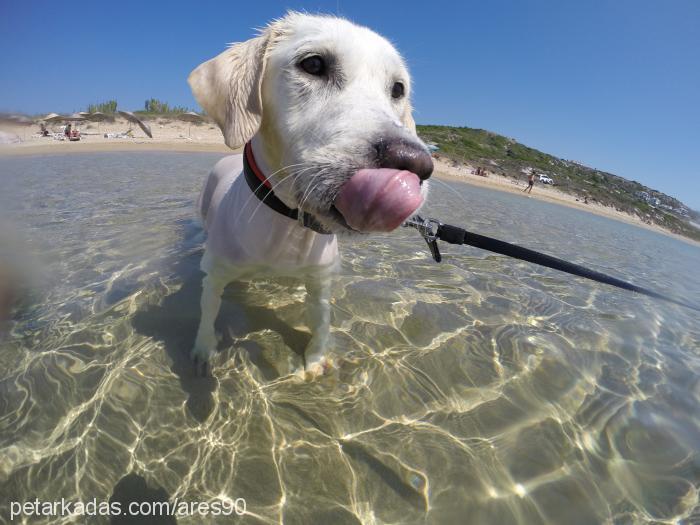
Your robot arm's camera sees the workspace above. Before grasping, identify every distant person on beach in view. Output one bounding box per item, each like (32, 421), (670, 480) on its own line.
(524, 172), (535, 194)
(64, 123), (71, 138)
(39, 123), (49, 136)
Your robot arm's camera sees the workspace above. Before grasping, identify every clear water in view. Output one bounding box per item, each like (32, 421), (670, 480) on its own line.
(0, 153), (698, 524)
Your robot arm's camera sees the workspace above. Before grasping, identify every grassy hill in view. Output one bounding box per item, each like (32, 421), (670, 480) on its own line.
(417, 125), (700, 242)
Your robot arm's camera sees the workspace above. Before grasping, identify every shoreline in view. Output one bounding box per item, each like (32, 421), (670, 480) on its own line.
(0, 139), (233, 156)
(431, 159), (700, 247)
(1, 135), (698, 247)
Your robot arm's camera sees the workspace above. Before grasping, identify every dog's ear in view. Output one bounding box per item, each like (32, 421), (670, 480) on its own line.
(402, 104), (417, 134)
(188, 34), (269, 149)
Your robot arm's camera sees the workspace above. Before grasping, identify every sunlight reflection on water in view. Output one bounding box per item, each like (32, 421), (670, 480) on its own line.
(1, 153), (699, 524)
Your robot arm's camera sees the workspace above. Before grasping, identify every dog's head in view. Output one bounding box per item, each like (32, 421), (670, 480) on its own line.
(189, 12), (432, 234)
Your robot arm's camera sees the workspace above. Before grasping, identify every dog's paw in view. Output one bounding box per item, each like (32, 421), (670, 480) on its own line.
(302, 354), (334, 381)
(191, 354), (210, 377)
(301, 334), (333, 379)
(190, 336), (216, 377)
(191, 340), (215, 361)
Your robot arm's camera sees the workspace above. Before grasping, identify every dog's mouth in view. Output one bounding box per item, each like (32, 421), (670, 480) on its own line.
(292, 164), (425, 235)
(331, 168), (423, 232)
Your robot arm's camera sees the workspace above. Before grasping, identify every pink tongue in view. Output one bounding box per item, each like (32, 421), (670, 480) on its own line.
(334, 168), (423, 232)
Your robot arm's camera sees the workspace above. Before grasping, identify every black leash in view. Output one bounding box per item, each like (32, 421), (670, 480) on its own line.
(404, 216), (700, 312)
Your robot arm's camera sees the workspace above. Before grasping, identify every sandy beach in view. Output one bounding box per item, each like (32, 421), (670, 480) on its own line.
(429, 158), (691, 241)
(1, 117), (696, 246)
(0, 117), (232, 155)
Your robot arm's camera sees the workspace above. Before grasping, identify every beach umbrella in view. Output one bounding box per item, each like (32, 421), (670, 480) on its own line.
(42, 113), (65, 123)
(64, 113), (86, 122)
(86, 111), (108, 121)
(40, 113), (69, 134)
(117, 110), (152, 138)
(177, 111), (204, 138)
(86, 111), (109, 131)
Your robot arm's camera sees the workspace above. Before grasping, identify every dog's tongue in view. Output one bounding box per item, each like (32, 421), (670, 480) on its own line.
(334, 168), (423, 232)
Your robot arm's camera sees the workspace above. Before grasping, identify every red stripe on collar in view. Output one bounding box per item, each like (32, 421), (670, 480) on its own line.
(244, 142), (271, 189)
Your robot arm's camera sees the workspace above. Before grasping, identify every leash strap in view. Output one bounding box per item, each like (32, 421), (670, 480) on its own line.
(405, 216), (699, 312)
(242, 143), (330, 234)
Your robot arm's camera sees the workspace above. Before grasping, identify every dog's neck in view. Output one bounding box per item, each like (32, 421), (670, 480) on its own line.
(249, 135), (274, 181)
(249, 134), (296, 209)
(245, 135), (333, 236)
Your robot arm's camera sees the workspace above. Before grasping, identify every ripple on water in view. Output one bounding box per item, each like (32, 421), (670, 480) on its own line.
(1, 153), (699, 524)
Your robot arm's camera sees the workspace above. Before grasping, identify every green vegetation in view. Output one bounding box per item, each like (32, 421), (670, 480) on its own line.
(138, 98), (196, 117)
(84, 98), (203, 120)
(418, 125), (700, 242)
(86, 100), (117, 114)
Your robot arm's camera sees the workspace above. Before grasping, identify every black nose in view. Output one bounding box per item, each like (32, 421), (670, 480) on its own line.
(374, 138), (434, 180)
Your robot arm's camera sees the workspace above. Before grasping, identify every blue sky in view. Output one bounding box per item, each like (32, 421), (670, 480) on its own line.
(2, 0), (699, 209)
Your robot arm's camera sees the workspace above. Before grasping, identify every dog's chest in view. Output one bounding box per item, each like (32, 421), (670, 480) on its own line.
(204, 170), (339, 268)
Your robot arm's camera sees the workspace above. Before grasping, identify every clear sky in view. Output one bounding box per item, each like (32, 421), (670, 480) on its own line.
(2, 0), (699, 209)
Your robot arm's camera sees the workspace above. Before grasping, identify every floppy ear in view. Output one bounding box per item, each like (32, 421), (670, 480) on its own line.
(402, 106), (417, 135)
(188, 34), (269, 149)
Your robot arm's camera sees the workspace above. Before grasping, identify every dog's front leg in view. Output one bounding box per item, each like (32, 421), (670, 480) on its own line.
(304, 272), (332, 376)
(191, 267), (229, 373)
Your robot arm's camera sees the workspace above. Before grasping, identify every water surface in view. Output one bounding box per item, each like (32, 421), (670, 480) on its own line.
(1, 153), (699, 524)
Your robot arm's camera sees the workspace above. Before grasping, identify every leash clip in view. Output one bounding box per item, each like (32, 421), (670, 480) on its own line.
(404, 215), (442, 262)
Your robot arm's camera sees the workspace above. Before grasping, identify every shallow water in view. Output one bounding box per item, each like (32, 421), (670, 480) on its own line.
(0, 152), (699, 524)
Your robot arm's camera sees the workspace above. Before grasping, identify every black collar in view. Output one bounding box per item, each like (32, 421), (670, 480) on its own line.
(242, 142), (330, 234)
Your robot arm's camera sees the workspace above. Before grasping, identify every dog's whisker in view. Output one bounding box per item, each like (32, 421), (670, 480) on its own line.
(246, 166), (319, 224)
(237, 162), (307, 208)
(297, 171), (327, 212)
(235, 162), (311, 224)
(270, 162), (334, 207)
(245, 161), (337, 226)
(295, 179), (326, 225)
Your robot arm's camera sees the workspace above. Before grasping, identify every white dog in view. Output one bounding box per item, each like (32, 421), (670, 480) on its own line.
(188, 12), (433, 377)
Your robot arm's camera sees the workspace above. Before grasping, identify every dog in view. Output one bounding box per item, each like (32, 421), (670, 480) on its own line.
(188, 12), (433, 377)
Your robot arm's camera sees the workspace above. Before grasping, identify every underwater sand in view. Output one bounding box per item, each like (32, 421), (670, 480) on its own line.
(1, 153), (699, 524)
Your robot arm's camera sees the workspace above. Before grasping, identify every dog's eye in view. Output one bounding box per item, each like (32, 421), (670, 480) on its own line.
(299, 55), (326, 76)
(391, 82), (405, 99)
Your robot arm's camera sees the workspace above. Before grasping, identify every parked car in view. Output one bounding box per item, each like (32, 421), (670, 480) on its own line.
(539, 174), (554, 185)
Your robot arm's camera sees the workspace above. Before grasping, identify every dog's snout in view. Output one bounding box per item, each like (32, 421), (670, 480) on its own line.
(374, 139), (434, 180)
